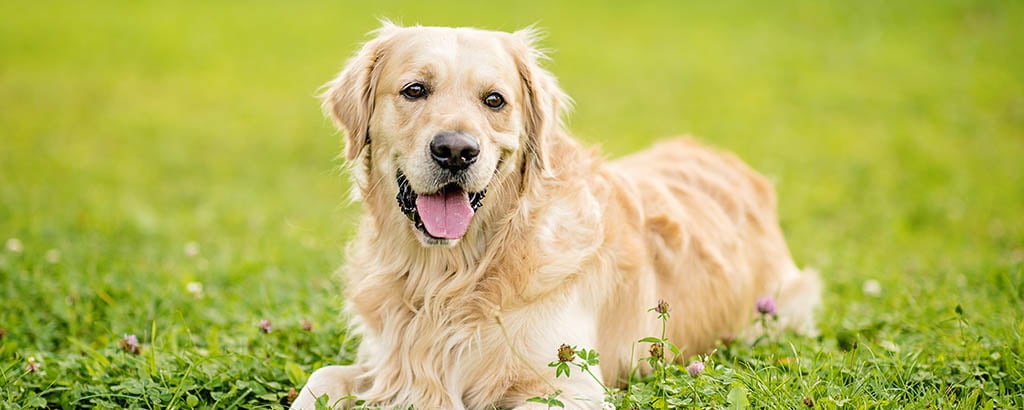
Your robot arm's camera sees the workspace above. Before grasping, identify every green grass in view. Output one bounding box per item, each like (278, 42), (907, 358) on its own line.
(2, 0), (1022, 408)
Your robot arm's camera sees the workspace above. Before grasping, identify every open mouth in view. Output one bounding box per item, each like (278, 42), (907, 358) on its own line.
(396, 172), (485, 241)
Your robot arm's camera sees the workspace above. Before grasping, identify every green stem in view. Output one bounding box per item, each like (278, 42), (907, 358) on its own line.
(751, 314), (768, 347)
(659, 315), (667, 401)
(576, 363), (613, 396)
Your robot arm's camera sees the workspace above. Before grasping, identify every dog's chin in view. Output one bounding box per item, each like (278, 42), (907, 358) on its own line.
(396, 172), (486, 247)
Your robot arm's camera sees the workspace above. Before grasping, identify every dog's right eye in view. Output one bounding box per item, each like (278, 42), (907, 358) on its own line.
(401, 83), (428, 100)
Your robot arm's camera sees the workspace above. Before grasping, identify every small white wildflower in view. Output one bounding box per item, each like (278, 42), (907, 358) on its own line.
(6, 238), (23, 253)
(184, 241), (200, 257)
(186, 282), (204, 298)
(601, 402), (615, 410)
(879, 340), (900, 353)
(45, 249), (61, 264)
(861, 279), (882, 297)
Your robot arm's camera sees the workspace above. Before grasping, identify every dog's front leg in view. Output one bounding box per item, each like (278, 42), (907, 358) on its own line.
(290, 365), (365, 410)
(507, 373), (607, 410)
(503, 343), (608, 409)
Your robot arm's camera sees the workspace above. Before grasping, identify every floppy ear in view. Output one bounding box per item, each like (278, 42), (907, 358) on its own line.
(509, 27), (572, 176)
(321, 22), (400, 161)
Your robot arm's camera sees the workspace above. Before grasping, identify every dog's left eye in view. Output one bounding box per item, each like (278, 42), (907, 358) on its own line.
(483, 92), (505, 109)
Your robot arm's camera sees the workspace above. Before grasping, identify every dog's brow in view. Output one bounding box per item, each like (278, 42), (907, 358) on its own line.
(394, 64), (436, 87)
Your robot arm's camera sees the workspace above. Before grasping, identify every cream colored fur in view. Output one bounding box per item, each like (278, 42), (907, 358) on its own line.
(292, 22), (822, 410)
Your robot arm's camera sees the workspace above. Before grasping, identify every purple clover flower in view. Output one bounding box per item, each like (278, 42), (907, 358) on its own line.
(25, 356), (41, 373)
(259, 319), (272, 334)
(687, 361), (704, 377)
(756, 296), (777, 316)
(120, 334), (140, 355)
(654, 299), (671, 315)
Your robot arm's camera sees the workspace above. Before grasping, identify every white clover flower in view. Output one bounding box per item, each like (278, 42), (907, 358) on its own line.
(6, 238), (23, 253)
(186, 281), (204, 298)
(45, 249), (61, 264)
(862, 279), (882, 297)
(184, 241), (200, 257)
(879, 340), (899, 353)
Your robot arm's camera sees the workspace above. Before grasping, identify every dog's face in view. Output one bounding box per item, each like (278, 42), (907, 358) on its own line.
(322, 23), (568, 247)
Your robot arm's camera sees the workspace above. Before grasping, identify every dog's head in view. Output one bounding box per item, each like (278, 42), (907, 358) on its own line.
(322, 23), (569, 247)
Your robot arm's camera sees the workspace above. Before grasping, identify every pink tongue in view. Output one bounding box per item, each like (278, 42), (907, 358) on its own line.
(415, 188), (474, 239)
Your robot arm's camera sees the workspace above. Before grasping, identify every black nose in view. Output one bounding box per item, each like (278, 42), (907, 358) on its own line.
(429, 132), (480, 171)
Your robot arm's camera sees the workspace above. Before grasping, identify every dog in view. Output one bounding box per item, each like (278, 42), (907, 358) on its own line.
(292, 22), (822, 409)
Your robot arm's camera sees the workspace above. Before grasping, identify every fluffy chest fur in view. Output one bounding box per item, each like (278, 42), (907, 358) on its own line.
(342, 162), (607, 409)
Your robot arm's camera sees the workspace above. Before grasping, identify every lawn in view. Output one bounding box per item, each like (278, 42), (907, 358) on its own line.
(2, 0), (1022, 408)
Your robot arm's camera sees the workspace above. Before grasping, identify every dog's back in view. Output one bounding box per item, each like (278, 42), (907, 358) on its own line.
(594, 137), (821, 383)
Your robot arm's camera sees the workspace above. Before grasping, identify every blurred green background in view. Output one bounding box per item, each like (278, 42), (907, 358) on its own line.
(2, 0), (1022, 408)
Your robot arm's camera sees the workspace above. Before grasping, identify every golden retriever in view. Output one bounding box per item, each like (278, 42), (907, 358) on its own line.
(292, 22), (822, 410)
